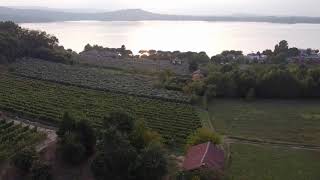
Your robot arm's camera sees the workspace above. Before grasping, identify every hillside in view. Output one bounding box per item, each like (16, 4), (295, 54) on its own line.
(2, 6), (320, 24)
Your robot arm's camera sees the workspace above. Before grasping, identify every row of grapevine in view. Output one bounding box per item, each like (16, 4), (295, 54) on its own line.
(0, 74), (201, 146)
(11, 59), (190, 103)
(0, 120), (46, 161)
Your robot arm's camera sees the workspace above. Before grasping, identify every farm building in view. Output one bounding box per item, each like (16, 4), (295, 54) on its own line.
(183, 142), (225, 172)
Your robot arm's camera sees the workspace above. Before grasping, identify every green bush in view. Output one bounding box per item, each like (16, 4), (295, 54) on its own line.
(186, 128), (222, 150)
(58, 133), (86, 165)
(11, 148), (37, 172)
(30, 161), (52, 180)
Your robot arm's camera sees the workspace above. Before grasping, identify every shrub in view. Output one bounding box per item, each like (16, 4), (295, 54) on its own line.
(30, 161), (52, 180)
(180, 169), (223, 180)
(58, 133), (86, 165)
(186, 128), (222, 150)
(11, 148), (37, 172)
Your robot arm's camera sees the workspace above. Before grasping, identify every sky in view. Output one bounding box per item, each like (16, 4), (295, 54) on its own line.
(1, 0), (320, 16)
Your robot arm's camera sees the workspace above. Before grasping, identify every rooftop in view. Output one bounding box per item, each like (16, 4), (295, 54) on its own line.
(182, 142), (225, 171)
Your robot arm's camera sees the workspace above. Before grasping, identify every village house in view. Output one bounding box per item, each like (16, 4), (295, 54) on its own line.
(81, 49), (120, 59)
(192, 70), (204, 81)
(289, 49), (320, 63)
(182, 142), (225, 173)
(246, 52), (267, 62)
(171, 57), (183, 65)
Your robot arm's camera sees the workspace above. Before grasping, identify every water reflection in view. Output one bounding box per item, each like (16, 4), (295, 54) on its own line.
(21, 21), (320, 56)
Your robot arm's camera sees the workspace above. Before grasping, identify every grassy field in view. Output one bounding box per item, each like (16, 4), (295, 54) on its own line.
(208, 99), (320, 145)
(227, 143), (320, 180)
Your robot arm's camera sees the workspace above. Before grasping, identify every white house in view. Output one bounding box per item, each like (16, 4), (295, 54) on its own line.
(247, 53), (267, 61)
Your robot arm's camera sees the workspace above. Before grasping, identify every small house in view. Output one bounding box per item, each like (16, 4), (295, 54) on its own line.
(192, 70), (204, 81)
(247, 53), (267, 61)
(182, 142), (225, 172)
(171, 57), (183, 65)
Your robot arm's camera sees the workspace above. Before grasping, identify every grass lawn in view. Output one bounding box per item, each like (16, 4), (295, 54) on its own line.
(227, 143), (320, 180)
(208, 99), (320, 145)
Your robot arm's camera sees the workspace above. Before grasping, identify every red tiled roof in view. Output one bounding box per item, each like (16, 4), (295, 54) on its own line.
(182, 142), (225, 171)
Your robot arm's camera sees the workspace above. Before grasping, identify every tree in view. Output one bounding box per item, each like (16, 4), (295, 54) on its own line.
(134, 143), (168, 180)
(56, 112), (75, 137)
(11, 148), (37, 172)
(274, 40), (289, 55)
(306, 48), (312, 56)
(0, 21), (72, 63)
(91, 111), (168, 180)
(75, 120), (96, 155)
(189, 60), (199, 72)
(183, 81), (205, 96)
(236, 71), (256, 97)
(288, 47), (300, 57)
(158, 69), (174, 86)
(186, 128), (222, 150)
(148, 49), (157, 56)
(130, 120), (163, 150)
(205, 84), (217, 100)
(30, 161), (52, 180)
(91, 129), (137, 180)
(262, 49), (273, 57)
(245, 88), (256, 101)
(211, 55), (224, 64)
(56, 113), (96, 164)
(180, 169), (223, 180)
(221, 50), (242, 57)
(197, 52), (210, 64)
(205, 71), (237, 97)
(103, 111), (135, 134)
(257, 68), (302, 98)
(84, 44), (92, 51)
(58, 133), (86, 165)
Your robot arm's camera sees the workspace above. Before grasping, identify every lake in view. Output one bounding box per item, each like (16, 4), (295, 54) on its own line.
(20, 21), (320, 56)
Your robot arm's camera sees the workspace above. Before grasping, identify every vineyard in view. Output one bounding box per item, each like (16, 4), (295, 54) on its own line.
(0, 74), (201, 145)
(79, 51), (190, 75)
(11, 59), (190, 103)
(0, 120), (45, 161)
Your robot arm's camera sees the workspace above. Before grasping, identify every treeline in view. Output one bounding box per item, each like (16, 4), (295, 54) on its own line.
(185, 64), (320, 99)
(83, 44), (133, 57)
(0, 21), (74, 64)
(211, 40), (319, 64)
(138, 50), (210, 72)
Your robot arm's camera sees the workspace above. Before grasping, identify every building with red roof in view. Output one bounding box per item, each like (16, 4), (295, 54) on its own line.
(182, 142), (225, 172)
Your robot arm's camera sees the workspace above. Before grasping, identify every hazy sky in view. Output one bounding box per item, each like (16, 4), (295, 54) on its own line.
(1, 0), (320, 16)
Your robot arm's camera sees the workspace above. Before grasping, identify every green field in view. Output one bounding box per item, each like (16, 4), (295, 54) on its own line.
(208, 99), (320, 145)
(0, 74), (201, 145)
(0, 120), (45, 161)
(227, 143), (320, 180)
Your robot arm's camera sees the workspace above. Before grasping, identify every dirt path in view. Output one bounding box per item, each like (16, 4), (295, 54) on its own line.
(226, 136), (320, 151)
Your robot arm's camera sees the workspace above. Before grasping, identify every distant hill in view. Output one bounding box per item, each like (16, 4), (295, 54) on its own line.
(1, 6), (320, 24)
